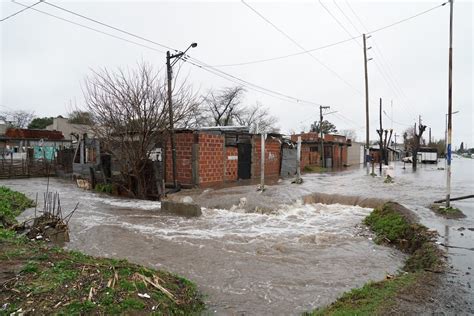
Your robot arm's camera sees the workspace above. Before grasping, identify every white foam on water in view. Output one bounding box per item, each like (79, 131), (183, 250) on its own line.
(83, 195), (161, 211)
(107, 202), (372, 245)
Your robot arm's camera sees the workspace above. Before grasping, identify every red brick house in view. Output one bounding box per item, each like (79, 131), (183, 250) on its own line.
(290, 132), (351, 169)
(164, 127), (282, 188)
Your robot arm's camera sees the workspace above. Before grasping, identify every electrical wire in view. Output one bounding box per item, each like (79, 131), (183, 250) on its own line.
(212, 1), (447, 68)
(242, 0), (364, 97)
(1, 1), (41, 22)
(344, 0), (418, 117)
(12, 1), (166, 54)
(14, 0), (333, 108)
(42, 0), (175, 52)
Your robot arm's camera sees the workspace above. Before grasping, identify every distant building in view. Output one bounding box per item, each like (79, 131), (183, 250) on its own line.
(46, 116), (92, 141)
(0, 127), (70, 160)
(290, 132), (351, 169)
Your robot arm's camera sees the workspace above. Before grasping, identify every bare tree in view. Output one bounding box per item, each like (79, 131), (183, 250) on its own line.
(204, 86), (245, 126)
(83, 63), (197, 198)
(0, 110), (35, 128)
(339, 129), (357, 141)
(235, 102), (279, 133)
(412, 122), (426, 171)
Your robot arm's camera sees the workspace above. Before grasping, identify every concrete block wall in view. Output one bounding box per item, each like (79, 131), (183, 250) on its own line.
(252, 136), (281, 179)
(197, 133), (225, 186)
(165, 132), (194, 186)
(224, 146), (238, 181)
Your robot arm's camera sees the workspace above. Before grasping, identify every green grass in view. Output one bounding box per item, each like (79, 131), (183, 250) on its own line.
(307, 202), (443, 315)
(430, 204), (465, 219)
(0, 187), (205, 315)
(94, 183), (113, 194)
(0, 186), (35, 228)
(307, 273), (419, 316)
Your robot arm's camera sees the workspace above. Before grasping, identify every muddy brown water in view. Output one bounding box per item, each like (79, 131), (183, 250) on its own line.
(2, 158), (473, 314)
(4, 183), (404, 314)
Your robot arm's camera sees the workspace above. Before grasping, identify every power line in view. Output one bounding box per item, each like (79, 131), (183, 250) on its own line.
(344, 0), (417, 117)
(1, 1), (41, 22)
(13, 1), (166, 54)
(211, 36), (358, 67)
(14, 0), (335, 108)
(242, 0), (364, 97)
(212, 1), (447, 68)
(42, 0), (175, 52)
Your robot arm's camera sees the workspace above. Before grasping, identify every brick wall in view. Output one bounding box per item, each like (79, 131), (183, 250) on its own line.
(165, 132), (194, 185)
(252, 136), (281, 179)
(224, 146), (238, 181)
(198, 133), (225, 186)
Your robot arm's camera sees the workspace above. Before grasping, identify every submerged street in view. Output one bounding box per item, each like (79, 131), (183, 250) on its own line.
(3, 158), (473, 314)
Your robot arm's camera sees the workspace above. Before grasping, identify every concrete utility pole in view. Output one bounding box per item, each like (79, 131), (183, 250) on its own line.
(363, 34), (371, 163)
(319, 105), (330, 168)
(377, 98), (383, 173)
(166, 43), (197, 189)
(446, 0), (454, 207)
(296, 136), (302, 181)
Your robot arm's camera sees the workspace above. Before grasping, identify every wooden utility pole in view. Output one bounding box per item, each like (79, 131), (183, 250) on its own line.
(363, 34), (370, 163)
(319, 105), (330, 168)
(446, 0), (454, 207)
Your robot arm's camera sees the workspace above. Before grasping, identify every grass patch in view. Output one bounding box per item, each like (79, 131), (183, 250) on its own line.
(304, 165), (327, 173)
(430, 204), (466, 219)
(307, 202), (443, 315)
(94, 183), (113, 194)
(0, 186), (35, 228)
(0, 187), (205, 315)
(307, 273), (419, 316)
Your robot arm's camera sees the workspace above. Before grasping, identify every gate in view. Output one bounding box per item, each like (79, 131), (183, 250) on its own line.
(237, 143), (252, 179)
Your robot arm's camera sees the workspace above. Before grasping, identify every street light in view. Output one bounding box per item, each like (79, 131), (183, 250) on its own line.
(166, 43), (198, 189)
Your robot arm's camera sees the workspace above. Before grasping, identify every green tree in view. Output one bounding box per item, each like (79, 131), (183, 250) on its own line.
(310, 120), (337, 134)
(68, 111), (94, 125)
(28, 117), (54, 129)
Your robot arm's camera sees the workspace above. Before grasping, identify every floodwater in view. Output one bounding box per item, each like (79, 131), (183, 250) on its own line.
(2, 157), (473, 314)
(3, 181), (403, 314)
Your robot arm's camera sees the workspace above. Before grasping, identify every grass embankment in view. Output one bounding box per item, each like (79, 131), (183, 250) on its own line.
(307, 202), (443, 315)
(430, 204), (466, 219)
(0, 186), (205, 315)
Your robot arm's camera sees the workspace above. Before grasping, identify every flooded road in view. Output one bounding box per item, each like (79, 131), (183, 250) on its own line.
(2, 157), (472, 314)
(2, 180), (403, 314)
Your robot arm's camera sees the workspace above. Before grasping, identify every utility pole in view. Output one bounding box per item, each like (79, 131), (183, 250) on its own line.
(166, 51), (178, 189)
(319, 105), (330, 168)
(446, 0), (454, 207)
(165, 43), (197, 189)
(363, 34), (371, 163)
(394, 133), (398, 159)
(429, 127), (432, 145)
(377, 98), (383, 173)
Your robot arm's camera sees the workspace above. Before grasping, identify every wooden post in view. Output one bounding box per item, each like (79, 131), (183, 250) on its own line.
(260, 133), (265, 191)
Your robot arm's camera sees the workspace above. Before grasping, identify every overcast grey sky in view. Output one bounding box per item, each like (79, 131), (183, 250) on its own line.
(1, 0), (472, 146)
